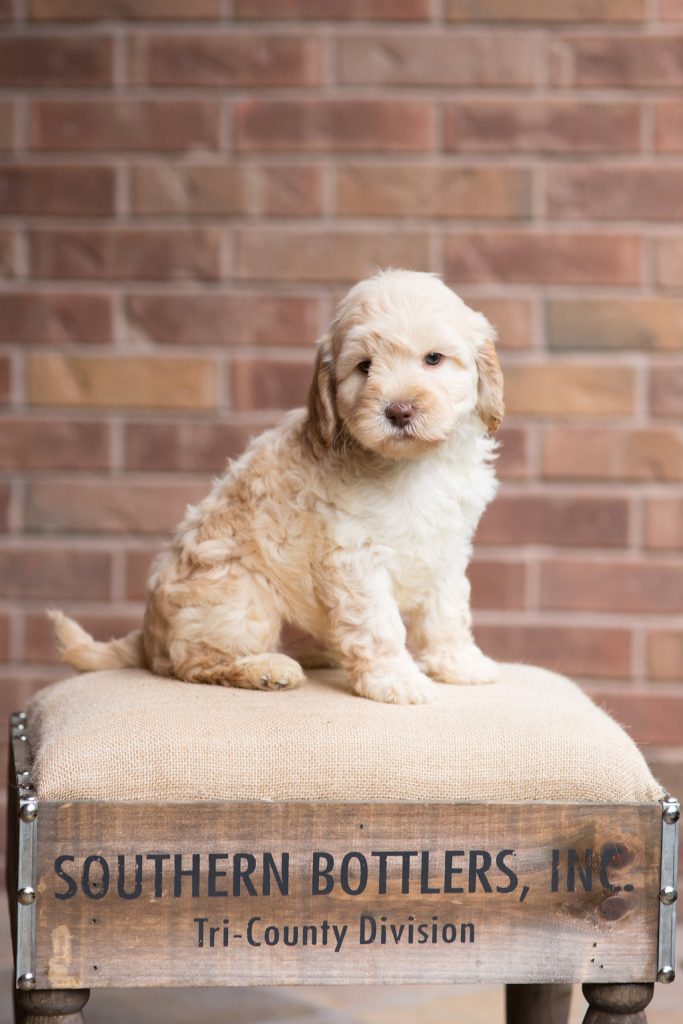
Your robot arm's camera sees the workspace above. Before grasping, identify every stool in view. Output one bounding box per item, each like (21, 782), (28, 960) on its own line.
(7, 663), (679, 1023)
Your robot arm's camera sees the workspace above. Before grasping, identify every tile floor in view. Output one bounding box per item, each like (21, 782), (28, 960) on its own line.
(1, 910), (680, 1023)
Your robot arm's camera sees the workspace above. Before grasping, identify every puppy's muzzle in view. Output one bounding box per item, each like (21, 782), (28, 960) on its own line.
(385, 401), (416, 428)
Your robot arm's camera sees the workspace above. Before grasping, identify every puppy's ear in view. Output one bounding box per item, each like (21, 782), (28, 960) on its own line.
(472, 313), (504, 435)
(305, 334), (337, 451)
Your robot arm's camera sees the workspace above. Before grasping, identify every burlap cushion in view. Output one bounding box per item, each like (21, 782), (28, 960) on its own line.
(26, 664), (662, 804)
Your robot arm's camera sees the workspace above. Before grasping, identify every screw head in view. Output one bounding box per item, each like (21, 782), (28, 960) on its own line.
(659, 885), (678, 905)
(17, 886), (35, 906)
(658, 965), (675, 984)
(19, 798), (37, 822)
(662, 796), (680, 824)
(17, 973), (35, 991)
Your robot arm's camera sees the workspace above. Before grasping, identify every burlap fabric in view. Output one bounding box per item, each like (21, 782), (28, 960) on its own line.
(26, 664), (662, 804)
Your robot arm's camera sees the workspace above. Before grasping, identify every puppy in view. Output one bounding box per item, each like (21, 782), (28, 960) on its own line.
(51, 269), (504, 704)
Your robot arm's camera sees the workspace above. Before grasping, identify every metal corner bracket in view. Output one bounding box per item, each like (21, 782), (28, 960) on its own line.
(657, 794), (679, 983)
(10, 711), (37, 992)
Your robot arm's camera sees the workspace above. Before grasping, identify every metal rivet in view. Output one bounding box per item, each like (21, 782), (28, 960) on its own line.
(16, 711), (27, 721)
(19, 798), (37, 822)
(18, 734), (28, 743)
(13, 722), (25, 733)
(662, 796), (680, 824)
(659, 885), (677, 905)
(658, 965), (675, 984)
(17, 886), (35, 906)
(17, 973), (35, 991)
(16, 769), (30, 781)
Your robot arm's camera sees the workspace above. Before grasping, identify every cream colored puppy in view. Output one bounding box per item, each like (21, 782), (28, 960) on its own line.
(52, 269), (504, 705)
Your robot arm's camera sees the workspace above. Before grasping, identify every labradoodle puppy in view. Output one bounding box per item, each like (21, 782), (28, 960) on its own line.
(51, 269), (504, 704)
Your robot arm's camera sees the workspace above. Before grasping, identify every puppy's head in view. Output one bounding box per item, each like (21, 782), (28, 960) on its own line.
(306, 269), (503, 460)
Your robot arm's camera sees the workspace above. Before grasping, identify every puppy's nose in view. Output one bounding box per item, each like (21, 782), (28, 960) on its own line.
(385, 401), (415, 427)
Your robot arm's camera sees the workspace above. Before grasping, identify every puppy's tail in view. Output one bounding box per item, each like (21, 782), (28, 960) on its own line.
(48, 610), (145, 672)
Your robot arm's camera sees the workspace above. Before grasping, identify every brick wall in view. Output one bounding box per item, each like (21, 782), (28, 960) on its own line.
(0, 0), (682, 806)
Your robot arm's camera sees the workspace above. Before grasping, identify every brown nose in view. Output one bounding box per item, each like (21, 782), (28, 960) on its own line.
(385, 401), (415, 427)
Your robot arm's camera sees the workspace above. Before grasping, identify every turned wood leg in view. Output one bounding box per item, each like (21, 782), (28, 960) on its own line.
(582, 983), (654, 1024)
(506, 983), (572, 1024)
(14, 988), (90, 1024)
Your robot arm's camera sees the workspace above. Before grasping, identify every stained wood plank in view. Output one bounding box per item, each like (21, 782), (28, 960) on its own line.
(34, 801), (660, 989)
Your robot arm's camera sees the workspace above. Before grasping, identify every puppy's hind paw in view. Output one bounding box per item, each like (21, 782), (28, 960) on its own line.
(230, 653), (304, 691)
(354, 667), (437, 705)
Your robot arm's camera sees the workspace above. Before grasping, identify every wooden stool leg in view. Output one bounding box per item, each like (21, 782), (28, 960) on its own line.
(582, 983), (654, 1024)
(506, 983), (572, 1024)
(15, 988), (90, 1024)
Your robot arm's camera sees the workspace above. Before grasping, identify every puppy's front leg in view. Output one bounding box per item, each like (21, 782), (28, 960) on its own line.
(318, 553), (437, 704)
(409, 571), (498, 686)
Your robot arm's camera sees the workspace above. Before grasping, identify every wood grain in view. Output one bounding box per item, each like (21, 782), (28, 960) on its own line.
(33, 801), (661, 989)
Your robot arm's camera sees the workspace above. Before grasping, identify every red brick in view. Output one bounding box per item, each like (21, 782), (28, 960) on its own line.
(125, 547), (157, 601)
(505, 364), (635, 417)
(0, 419), (109, 470)
(550, 35), (683, 87)
(238, 228), (430, 282)
(651, 365), (683, 417)
(28, 354), (218, 411)
(655, 101), (683, 152)
(26, 479), (208, 535)
(474, 625), (632, 680)
(448, 0), (644, 19)
(478, 495), (629, 548)
(647, 630), (683, 681)
(0, 165), (114, 216)
(125, 420), (276, 472)
(0, 292), (112, 345)
(495, 427), (529, 479)
(654, 239), (683, 288)
(235, 99), (434, 152)
(444, 232), (640, 285)
(0, 228), (17, 278)
(231, 357), (311, 411)
(29, 0), (220, 16)
(645, 499), (683, 550)
(547, 299), (683, 351)
(591, 693), (683, 746)
(659, 0), (683, 18)
(0, 548), (111, 599)
(0, 36), (112, 86)
(236, 0), (429, 16)
(0, 483), (9, 530)
(336, 165), (531, 218)
(338, 33), (538, 86)
(0, 615), (9, 663)
(30, 100), (220, 152)
(131, 163), (323, 217)
(25, 611), (142, 665)
(126, 293), (320, 346)
(0, 102), (13, 150)
(0, 357), (10, 404)
(548, 168), (683, 221)
(468, 559), (526, 609)
(445, 100), (640, 153)
(30, 228), (221, 282)
(541, 560), (683, 613)
(459, 296), (533, 350)
(542, 428), (683, 481)
(131, 33), (321, 86)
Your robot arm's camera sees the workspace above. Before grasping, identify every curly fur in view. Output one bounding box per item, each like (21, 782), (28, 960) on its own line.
(52, 269), (504, 704)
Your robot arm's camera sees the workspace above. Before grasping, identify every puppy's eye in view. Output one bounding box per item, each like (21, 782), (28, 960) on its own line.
(424, 352), (444, 366)
(357, 359), (372, 375)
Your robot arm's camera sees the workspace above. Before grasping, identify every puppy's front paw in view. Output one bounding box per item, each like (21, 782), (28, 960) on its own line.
(426, 645), (499, 686)
(230, 653), (304, 691)
(354, 666), (437, 705)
